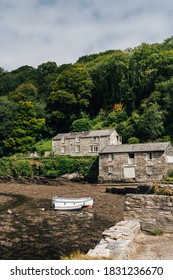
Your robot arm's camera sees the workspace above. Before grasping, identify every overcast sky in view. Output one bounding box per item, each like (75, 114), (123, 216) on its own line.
(1, 0), (173, 71)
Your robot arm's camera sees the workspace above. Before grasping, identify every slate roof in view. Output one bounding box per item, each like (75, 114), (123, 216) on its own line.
(53, 129), (117, 140)
(100, 142), (171, 154)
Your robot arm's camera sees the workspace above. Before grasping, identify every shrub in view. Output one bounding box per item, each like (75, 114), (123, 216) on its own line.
(13, 159), (33, 177)
(34, 139), (52, 156)
(0, 155), (99, 182)
(128, 137), (140, 144)
(0, 157), (13, 176)
(149, 183), (173, 196)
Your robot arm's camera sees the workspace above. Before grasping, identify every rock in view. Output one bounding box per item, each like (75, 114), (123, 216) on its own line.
(7, 209), (13, 214)
(60, 172), (84, 181)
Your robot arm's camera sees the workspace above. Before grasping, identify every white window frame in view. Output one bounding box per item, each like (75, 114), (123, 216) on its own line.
(108, 154), (114, 161)
(108, 166), (114, 174)
(61, 137), (65, 144)
(146, 166), (153, 175)
(75, 145), (80, 153)
(90, 145), (99, 152)
(61, 146), (66, 153)
(75, 136), (80, 143)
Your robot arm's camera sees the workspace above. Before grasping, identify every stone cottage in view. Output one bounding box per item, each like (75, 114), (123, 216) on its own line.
(52, 129), (122, 156)
(99, 142), (173, 182)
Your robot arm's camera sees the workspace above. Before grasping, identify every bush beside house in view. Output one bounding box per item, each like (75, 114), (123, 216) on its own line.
(0, 155), (99, 183)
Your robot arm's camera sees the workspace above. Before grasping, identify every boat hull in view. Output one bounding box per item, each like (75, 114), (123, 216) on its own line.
(52, 197), (94, 208)
(53, 203), (83, 211)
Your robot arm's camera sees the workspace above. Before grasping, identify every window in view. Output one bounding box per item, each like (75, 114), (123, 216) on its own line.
(146, 153), (152, 160)
(61, 146), (66, 153)
(146, 166), (153, 175)
(75, 136), (80, 143)
(108, 154), (114, 161)
(61, 137), (65, 144)
(108, 166), (114, 174)
(90, 145), (99, 152)
(75, 145), (80, 153)
(128, 153), (135, 164)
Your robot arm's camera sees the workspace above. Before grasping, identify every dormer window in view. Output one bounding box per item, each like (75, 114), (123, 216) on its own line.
(61, 137), (65, 144)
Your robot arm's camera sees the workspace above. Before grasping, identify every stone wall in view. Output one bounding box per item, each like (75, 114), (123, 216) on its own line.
(124, 194), (173, 233)
(87, 220), (140, 260)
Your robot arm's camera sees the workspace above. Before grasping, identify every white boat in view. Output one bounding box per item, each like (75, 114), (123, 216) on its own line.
(52, 196), (94, 209)
(53, 203), (83, 211)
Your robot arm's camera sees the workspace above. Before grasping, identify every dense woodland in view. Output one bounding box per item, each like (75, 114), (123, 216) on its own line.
(1, 36), (173, 157)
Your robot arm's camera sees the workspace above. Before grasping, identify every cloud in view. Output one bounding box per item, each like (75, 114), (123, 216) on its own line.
(0, 0), (173, 71)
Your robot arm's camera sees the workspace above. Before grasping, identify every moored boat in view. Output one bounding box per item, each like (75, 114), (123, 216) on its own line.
(53, 203), (83, 211)
(52, 196), (94, 209)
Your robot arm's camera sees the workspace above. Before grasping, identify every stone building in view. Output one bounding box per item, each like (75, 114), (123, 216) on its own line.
(99, 142), (173, 182)
(52, 129), (122, 156)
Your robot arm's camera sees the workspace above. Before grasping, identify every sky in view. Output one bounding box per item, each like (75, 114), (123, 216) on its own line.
(0, 0), (173, 71)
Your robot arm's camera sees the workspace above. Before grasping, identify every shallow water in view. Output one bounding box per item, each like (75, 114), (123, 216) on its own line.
(0, 196), (115, 260)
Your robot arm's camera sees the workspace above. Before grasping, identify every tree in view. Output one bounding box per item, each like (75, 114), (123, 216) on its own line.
(3, 101), (45, 154)
(71, 117), (92, 132)
(137, 103), (164, 141)
(0, 96), (19, 156)
(8, 82), (38, 102)
(47, 64), (93, 132)
(87, 51), (130, 114)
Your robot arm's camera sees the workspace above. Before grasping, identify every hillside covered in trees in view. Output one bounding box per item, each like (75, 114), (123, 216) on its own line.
(1, 36), (173, 157)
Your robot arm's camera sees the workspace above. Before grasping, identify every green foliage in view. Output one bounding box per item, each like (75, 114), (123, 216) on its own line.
(0, 157), (13, 176)
(0, 156), (98, 182)
(71, 117), (92, 131)
(8, 82), (38, 102)
(166, 169), (173, 178)
(128, 137), (140, 144)
(47, 64), (93, 132)
(1, 36), (173, 155)
(39, 156), (98, 181)
(0, 155), (98, 182)
(137, 103), (164, 141)
(34, 139), (52, 156)
(12, 159), (34, 177)
(3, 101), (45, 154)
